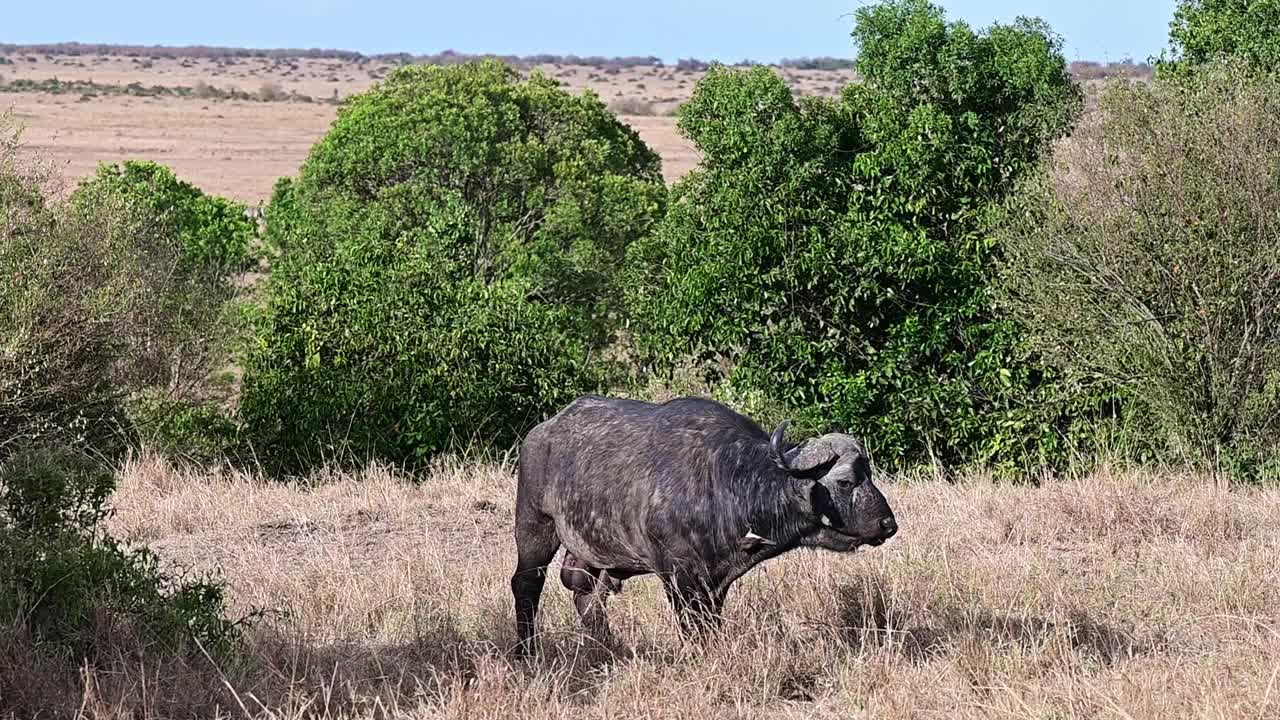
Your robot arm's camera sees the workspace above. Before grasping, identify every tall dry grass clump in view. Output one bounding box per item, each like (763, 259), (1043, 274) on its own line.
(4, 455), (1272, 718)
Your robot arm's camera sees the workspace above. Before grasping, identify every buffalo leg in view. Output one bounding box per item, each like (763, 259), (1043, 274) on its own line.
(511, 513), (560, 657)
(662, 576), (726, 641)
(560, 552), (619, 642)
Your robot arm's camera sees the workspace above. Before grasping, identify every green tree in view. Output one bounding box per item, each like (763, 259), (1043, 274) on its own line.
(59, 162), (256, 466)
(65, 160), (255, 404)
(3, 155), (245, 454)
(242, 61), (666, 472)
(1, 121), (236, 656)
(73, 160), (255, 273)
(626, 0), (1086, 473)
(996, 60), (1280, 478)
(1158, 0), (1280, 77)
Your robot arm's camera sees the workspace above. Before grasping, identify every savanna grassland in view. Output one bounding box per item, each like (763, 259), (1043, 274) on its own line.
(15, 455), (1270, 718)
(0, 47), (1146, 201)
(0, 50), (849, 199)
(10, 16), (1280, 720)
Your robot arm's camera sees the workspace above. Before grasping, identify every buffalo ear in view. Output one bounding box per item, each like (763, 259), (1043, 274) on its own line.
(789, 455), (838, 481)
(787, 436), (837, 478)
(769, 420), (792, 470)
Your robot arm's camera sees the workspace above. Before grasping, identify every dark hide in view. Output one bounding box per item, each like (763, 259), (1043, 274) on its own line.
(510, 395), (896, 655)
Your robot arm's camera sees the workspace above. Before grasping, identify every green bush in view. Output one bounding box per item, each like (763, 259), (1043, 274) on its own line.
(625, 0), (1087, 473)
(242, 60), (666, 472)
(60, 159), (253, 415)
(1157, 0), (1280, 78)
(73, 160), (256, 273)
(2, 147), (248, 458)
(1, 126), (237, 656)
(126, 391), (242, 467)
(995, 61), (1280, 478)
(0, 447), (237, 655)
(261, 175), (298, 259)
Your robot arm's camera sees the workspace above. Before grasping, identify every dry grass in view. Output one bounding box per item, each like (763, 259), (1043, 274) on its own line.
(4, 455), (1277, 718)
(3, 53), (837, 200)
(0, 51), (1153, 207)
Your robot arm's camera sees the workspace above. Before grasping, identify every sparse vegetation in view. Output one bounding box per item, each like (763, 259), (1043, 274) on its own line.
(609, 95), (656, 115)
(0, 42), (366, 62)
(191, 79), (218, 99)
(996, 59), (1280, 478)
(0, 75), (340, 103)
(778, 55), (857, 71)
(256, 81), (285, 101)
(1070, 58), (1153, 81)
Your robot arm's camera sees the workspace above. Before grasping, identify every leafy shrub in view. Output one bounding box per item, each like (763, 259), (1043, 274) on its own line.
(261, 175), (298, 258)
(73, 160), (255, 273)
(2, 151), (223, 454)
(996, 61), (1280, 478)
(0, 447), (237, 655)
(242, 60), (666, 472)
(62, 160), (254, 423)
(126, 391), (242, 467)
(0, 125), (237, 656)
(1158, 0), (1280, 77)
(625, 0), (1086, 473)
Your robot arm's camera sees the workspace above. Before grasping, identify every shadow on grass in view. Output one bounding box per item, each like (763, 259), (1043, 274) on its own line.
(4, 574), (1180, 718)
(834, 579), (1170, 667)
(0, 605), (637, 719)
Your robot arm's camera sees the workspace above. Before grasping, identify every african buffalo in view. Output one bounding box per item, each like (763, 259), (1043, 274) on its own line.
(510, 394), (897, 654)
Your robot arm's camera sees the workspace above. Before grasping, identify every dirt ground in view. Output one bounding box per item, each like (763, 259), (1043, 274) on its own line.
(1, 53), (850, 202)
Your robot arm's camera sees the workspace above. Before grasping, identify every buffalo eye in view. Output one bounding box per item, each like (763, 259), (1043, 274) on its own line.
(835, 478), (856, 491)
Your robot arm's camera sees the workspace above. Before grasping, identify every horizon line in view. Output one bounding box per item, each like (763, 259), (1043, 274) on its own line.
(0, 40), (1154, 68)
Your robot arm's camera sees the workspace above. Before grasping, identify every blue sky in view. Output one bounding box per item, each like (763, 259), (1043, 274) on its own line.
(9, 0), (1176, 64)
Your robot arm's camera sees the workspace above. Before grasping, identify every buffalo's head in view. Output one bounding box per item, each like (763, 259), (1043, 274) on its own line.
(770, 421), (897, 551)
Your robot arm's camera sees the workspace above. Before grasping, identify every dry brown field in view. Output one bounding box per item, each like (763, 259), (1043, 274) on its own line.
(7, 454), (1276, 718)
(0, 53), (851, 202)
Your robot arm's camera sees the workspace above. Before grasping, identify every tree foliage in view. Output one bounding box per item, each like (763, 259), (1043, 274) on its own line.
(625, 0), (1086, 472)
(54, 161), (257, 463)
(996, 60), (1280, 478)
(3, 149), (245, 456)
(73, 160), (255, 273)
(242, 61), (666, 472)
(0, 122), (236, 656)
(1158, 0), (1280, 77)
